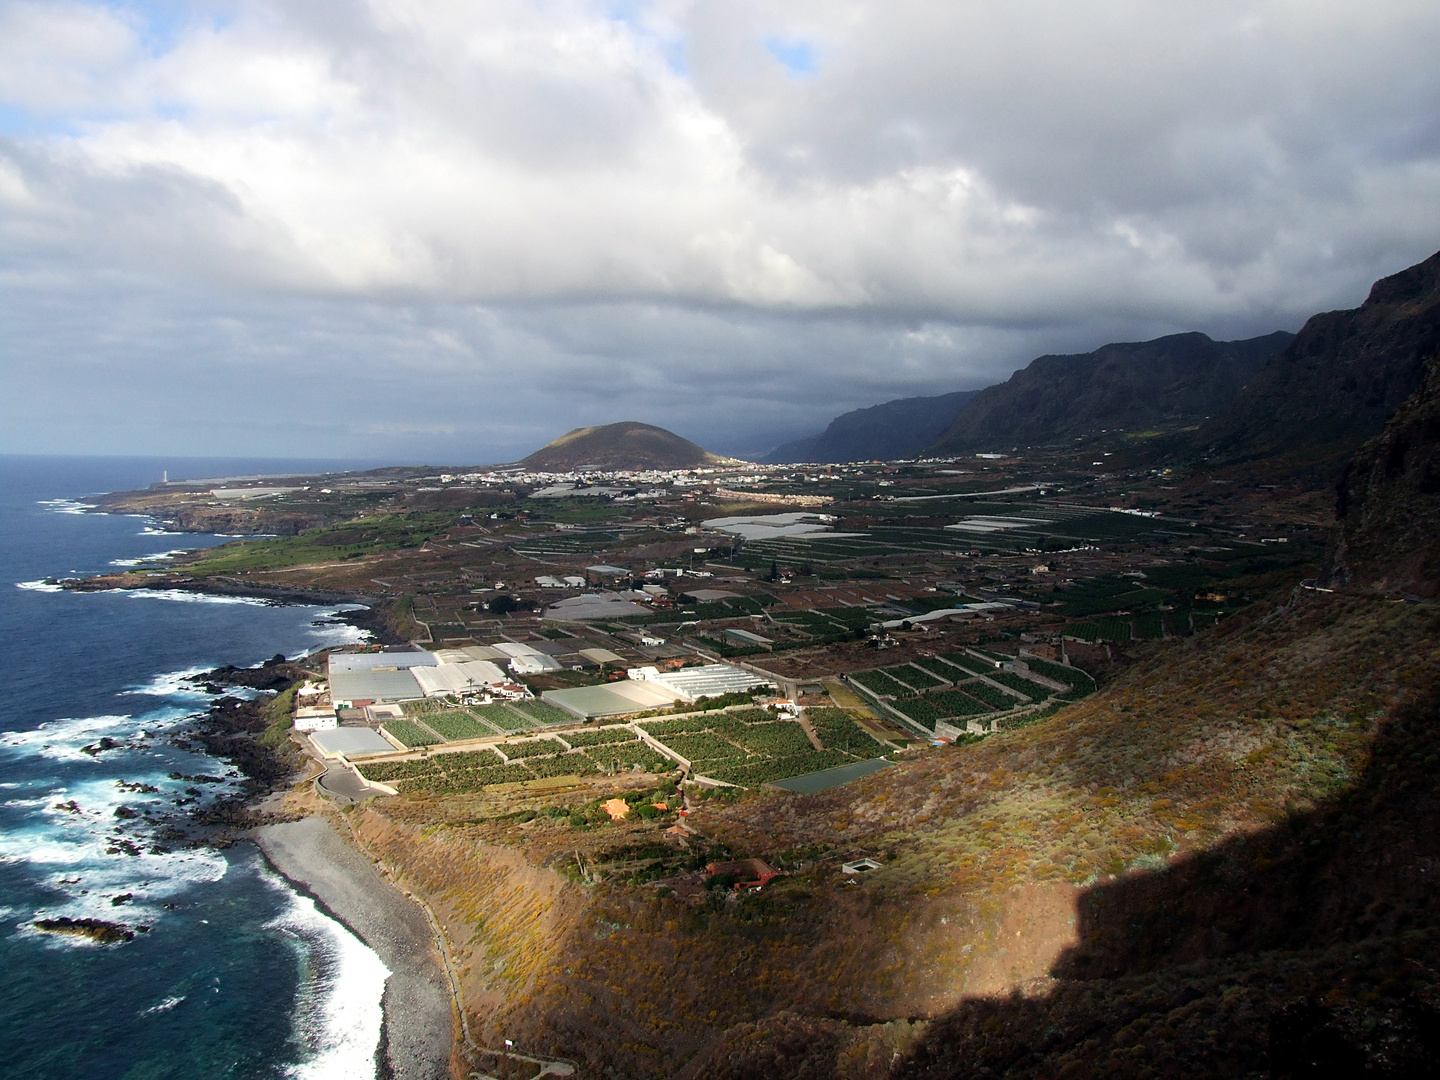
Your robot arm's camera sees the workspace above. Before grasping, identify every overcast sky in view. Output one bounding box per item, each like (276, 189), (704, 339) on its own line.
(3, 0), (1439, 463)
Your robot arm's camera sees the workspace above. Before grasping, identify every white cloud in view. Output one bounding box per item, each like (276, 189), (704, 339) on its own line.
(1, 0), (1439, 457)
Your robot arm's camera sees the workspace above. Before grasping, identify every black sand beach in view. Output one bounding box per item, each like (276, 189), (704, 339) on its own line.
(253, 817), (454, 1080)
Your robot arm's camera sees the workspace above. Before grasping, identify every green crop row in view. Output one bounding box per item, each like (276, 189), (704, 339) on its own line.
(884, 664), (944, 690)
(500, 738), (566, 759)
(929, 690), (993, 716)
(423, 711), (493, 741)
(958, 680), (1020, 710)
(382, 719), (440, 748)
(805, 708), (887, 757)
(726, 721), (815, 757)
(986, 670), (1050, 701)
(939, 651), (995, 676)
(559, 727), (637, 748)
(850, 669), (910, 697)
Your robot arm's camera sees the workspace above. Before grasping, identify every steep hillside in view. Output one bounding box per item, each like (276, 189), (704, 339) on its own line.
(519, 421), (730, 471)
(765, 390), (980, 463)
(1198, 249), (1440, 466)
(929, 332), (1292, 454)
(1330, 353), (1440, 596)
(353, 590), (1438, 1078)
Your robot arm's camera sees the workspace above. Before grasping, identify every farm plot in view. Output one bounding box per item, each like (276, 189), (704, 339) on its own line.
(850, 669), (911, 697)
(355, 758), (438, 785)
(911, 657), (961, 683)
(891, 696), (946, 729)
(959, 680), (1026, 710)
(805, 708), (888, 758)
(1022, 657), (1096, 697)
(381, 719), (440, 748)
(986, 671), (1053, 701)
(707, 750), (853, 788)
(560, 727), (638, 748)
(940, 651), (996, 676)
(527, 752), (600, 779)
(637, 712), (884, 788)
(727, 722), (815, 758)
(471, 704), (529, 732)
(883, 664), (944, 690)
(500, 738), (566, 759)
(422, 711), (494, 742)
(929, 690), (994, 716)
(659, 731), (749, 769)
(510, 700), (574, 726)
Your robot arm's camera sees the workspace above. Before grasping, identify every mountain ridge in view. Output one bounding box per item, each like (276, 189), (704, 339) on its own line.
(1196, 249), (1440, 465)
(765, 390), (981, 463)
(928, 330), (1294, 455)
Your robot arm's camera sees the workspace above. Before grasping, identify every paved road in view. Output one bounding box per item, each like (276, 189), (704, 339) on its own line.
(317, 760), (386, 802)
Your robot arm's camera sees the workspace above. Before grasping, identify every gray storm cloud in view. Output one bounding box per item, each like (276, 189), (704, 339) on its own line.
(2, 0), (1439, 459)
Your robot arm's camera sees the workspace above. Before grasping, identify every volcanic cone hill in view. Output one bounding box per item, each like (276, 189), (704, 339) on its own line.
(519, 421), (732, 471)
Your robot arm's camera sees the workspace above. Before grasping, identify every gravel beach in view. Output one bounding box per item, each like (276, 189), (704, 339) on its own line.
(253, 816), (454, 1080)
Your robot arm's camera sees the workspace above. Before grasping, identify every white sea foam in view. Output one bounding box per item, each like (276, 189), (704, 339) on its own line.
(141, 995), (186, 1016)
(263, 872), (389, 1080)
(0, 714), (135, 761)
(109, 549), (188, 567)
(15, 579), (62, 592)
(120, 589), (273, 607)
(37, 499), (96, 515)
(138, 526), (186, 536)
(121, 666), (217, 699)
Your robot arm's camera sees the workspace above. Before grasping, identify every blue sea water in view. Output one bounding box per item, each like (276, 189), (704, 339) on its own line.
(0, 456), (391, 1080)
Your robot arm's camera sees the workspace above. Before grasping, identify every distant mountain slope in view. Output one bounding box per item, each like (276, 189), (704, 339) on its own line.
(764, 390), (980, 463)
(1329, 353), (1440, 596)
(1198, 249), (1440, 464)
(928, 331), (1293, 455)
(519, 421), (729, 471)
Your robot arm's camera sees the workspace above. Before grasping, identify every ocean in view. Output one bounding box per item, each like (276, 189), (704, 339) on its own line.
(0, 455), (391, 1080)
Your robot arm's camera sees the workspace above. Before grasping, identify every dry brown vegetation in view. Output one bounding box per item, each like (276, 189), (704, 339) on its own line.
(341, 590), (1438, 1078)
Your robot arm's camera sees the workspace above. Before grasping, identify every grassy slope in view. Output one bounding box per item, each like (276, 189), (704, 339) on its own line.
(346, 590), (1438, 1078)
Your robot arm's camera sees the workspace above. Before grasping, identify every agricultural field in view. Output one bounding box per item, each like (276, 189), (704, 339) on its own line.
(510, 700), (577, 725)
(985, 670), (1053, 701)
(957, 679), (1024, 710)
(420, 710), (494, 741)
(1021, 656), (1096, 698)
(560, 726), (639, 748)
(850, 669), (912, 697)
(470, 703), (530, 732)
(804, 708), (889, 757)
(501, 738), (567, 759)
(883, 664), (945, 690)
(940, 651), (996, 676)
(911, 657), (962, 682)
(381, 719), (440, 748)
(633, 708), (889, 786)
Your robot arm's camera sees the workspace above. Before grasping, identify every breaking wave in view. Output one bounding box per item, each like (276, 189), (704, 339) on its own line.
(263, 872), (389, 1080)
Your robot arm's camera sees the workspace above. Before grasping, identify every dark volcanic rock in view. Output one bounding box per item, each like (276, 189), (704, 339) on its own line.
(1328, 354), (1440, 596)
(929, 331), (1291, 454)
(765, 390), (981, 463)
(1199, 249), (1440, 465)
(34, 917), (135, 944)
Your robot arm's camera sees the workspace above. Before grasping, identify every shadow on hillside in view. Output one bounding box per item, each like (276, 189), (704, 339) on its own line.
(897, 678), (1440, 1079)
